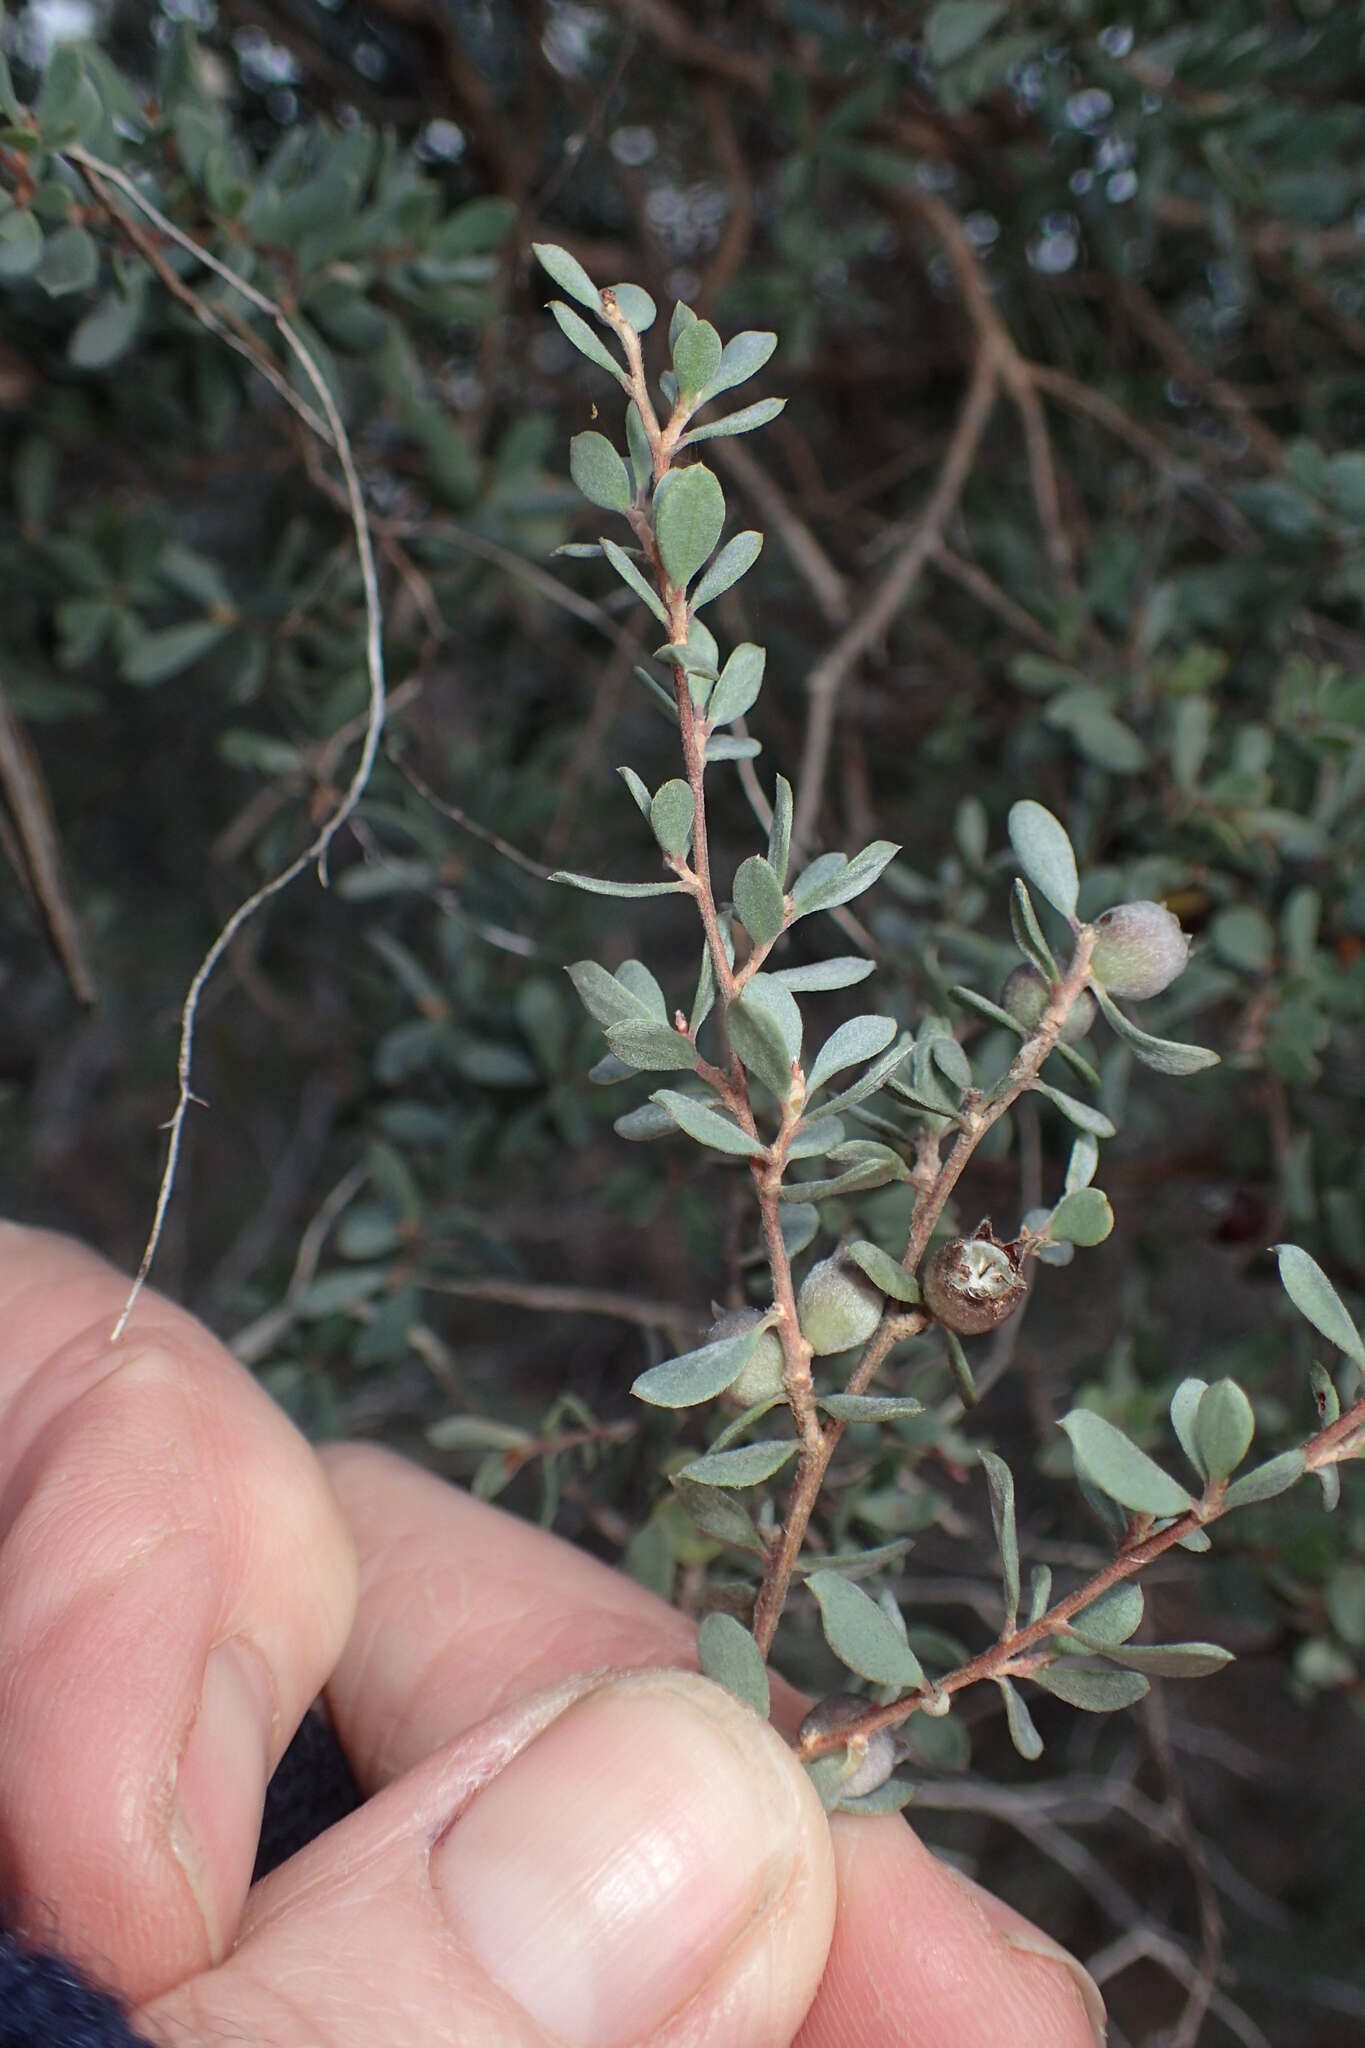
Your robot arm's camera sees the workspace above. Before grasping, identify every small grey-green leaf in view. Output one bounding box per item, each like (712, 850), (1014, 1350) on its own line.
(1047, 1188), (1114, 1248)
(569, 431), (633, 513)
(697, 1612), (770, 1717)
(673, 317), (722, 395)
(655, 463), (726, 590)
(1032, 1083), (1115, 1139)
(807, 1015), (899, 1098)
(1170, 1377), (1210, 1478)
(651, 1089), (764, 1156)
(1090, 982), (1220, 1076)
(614, 1101), (679, 1141)
(734, 855), (787, 946)
(0, 210), (43, 279)
(680, 1438), (798, 1487)
(672, 1476), (765, 1551)
(773, 956), (875, 993)
(551, 870), (686, 898)
(607, 280), (656, 331)
(729, 975), (802, 1098)
(601, 537), (669, 624)
(1065, 1134), (1100, 1193)
(1059, 1411), (1195, 1518)
(943, 1327), (977, 1406)
(1010, 878), (1060, 980)
(705, 735), (761, 762)
(1070, 1637), (1234, 1678)
(603, 1019), (700, 1071)
(816, 1035), (914, 1118)
(767, 774), (793, 883)
(1194, 1378), (1256, 1481)
(617, 958), (667, 1016)
(698, 329), (777, 403)
(625, 400), (652, 493)
(549, 300), (625, 384)
(1027, 1565), (1053, 1625)
(649, 777), (695, 857)
(997, 1676), (1044, 1760)
(791, 842), (900, 916)
(669, 299), (698, 349)
(681, 397), (787, 446)
(1007, 800), (1079, 920)
(533, 240), (602, 313)
(1274, 1243), (1365, 1364)
(980, 1451), (1020, 1629)
(707, 642), (766, 726)
(1033, 1662), (1150, 1711)
(846, 1241), (920, 1303)
(819, 1393), (925, 1422)
(836, 1775), (918, 1817)
(632, 1327), (761, 1407)
(1072, 1582), (1143, 1645)
(807, 1571), (926, 1688)
(120, 620), (228, 685)
(952, 985), (1027, 1037)
(1223, 1447), (1306, 1508)
(34, 223), (98, 297)
(691, 530), (763, 609)
(68, 286), (143, 369)
(787, 1116), (847, 1160)
(926, 0), (1008, 67)
(618, 765), (655, 818)
(566, 960), (657, 1031)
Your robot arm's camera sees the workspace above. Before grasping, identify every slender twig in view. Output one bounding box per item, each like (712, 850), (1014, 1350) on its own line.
(390, 749), (555, 880)
(419, 1274), (700, 1336)
(67, 149), (388, 1343)
(0, 673), (96, 1004)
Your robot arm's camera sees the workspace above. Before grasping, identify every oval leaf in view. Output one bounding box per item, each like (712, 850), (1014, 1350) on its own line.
(680, 1439), (798, 1487)
(697, 1611), (770, 1717)
(692, 529), (763, 609)
(1047, 1187), (1114, 1248)
(569, 430), (633, 513)
(1059, 1411), (1194, 1517)
(533, 240), (602, 313)
(707, 642), (766, 726)
(1274, 1243), (1365, 1365)
(632, 1327), (761, 1408)
(733, 854), (787, 946)
(1090, 982), (1220, 1075)
(819, 1393), (925, 1422)
(1033, 1661), (1150, 1711)
(807, 1014), (899, 1098)
(807, 1571), (926, 1689)
(652, 1089), (764, 1157)
(845, 1241), (920, 1303)
(655, 463), (726, 590)
(1223, 1447), (1306, 1508)
(1193, 1378), (1256, 1481)
(1008, 800), (1079, 920)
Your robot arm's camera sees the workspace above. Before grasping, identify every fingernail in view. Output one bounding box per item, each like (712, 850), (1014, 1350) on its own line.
(169, 1638), (275, 1961)
(946, 1865), (1107, 2045)
(432, 1671), (802, 2048)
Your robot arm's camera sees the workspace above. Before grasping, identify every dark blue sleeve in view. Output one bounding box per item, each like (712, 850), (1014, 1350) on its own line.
(0, 1706), (361, 2047)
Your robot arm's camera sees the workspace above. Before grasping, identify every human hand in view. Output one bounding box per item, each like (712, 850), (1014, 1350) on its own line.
(0, 1225), (1105, 2045)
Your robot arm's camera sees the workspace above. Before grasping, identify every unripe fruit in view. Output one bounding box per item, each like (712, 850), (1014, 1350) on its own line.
(708, 1306), (786, 1406)
(797, 1255), (885, 1356)
(922, 1229), (1026, 1335)
(1000, 963), (1096, 1042)
(1089, 899), (1190, 1000)
(798, 1693), (899, 1797)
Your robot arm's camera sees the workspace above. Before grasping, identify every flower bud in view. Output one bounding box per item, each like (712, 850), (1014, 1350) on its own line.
(798, 1693), (898, 1798)
(1000, 963), (1096, 1043)
(708, 1306), (787, 1406)
(922, 1229), (1026, 1336)
(1089, 899), (1190, 1000)
(796, 1255), (884, 1356)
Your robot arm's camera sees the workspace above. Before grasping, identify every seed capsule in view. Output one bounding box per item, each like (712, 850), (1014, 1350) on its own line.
(1089, 899), (1190, 1000)
(922, 1228), (1026, 1336)
(1000, 963), (1096, 1042)
(798, 1693), (899, 1798)
(707, 1306), (787, 1406)
(797, 1255), (885, 1356)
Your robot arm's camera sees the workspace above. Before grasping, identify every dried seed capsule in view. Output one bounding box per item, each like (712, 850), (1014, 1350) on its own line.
(797, 1255), (885, 1356)
(708, 1306), (787, 1406)
(1089, 899), (1190, 1000)
(798, 1693), (898, 1798)
(922, 1230), (1026, 1336)
(1000, 963), (1096, 1042)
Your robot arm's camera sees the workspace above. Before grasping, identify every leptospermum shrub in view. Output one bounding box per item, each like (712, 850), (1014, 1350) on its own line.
(527, 243), (1365, 1811)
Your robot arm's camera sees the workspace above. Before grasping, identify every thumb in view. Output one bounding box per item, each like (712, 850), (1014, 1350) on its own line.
(142, 1670), (837, 2048)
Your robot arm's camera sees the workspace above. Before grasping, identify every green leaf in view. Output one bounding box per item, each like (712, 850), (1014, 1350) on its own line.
(614, 1101), (680, 1141)
(697, 1612), (770, 1717)
(787, 1116), (846, 1160)
(672, 1475), (765, 1551)
(819, 1392), (925, 1421)
(1010, 879), (1059, 980)
(790, 841), (899, 916)
(836, 1776), (918, 1817)
(1045, 691), (1147, 775)
(651, 1089), (764, 1156)
(1027, 1564), (1053, 1624)
(1223, 1447), (1306, 1508)
(816, 1035), (914, 1117)
(601, 537), (669, 624)
(781, 1144), (908, 1201)
(603, 1019), (700, 1071)
(1194, 1378), (1256, 1481)
(846, 1240), (920, 1303)
(1170, 1378), (1209, 1477)
(1031, 1083), (1114, 1138)
(673, 317), (723, 395)
(567, 960), (661, 1031)
(699, 329), (777, 403)
(733, 854), (786, 946)
(551, 870), (686, 898)
(632, 1327), (761, 1407)
(1090, 983), (1220, 1076)
(997, 1676), (1044, 1760)
(980, 1451), (1020, 1629)
(807, 1015), (899, 1098)
(707, 642), (766, 726)
(767, 775), (793, 883)
(1274, 1244), (1365, 1365)
(533, 240), (602, 313)
(807, 1571), (926, 1688)
(0, 209), (43, 278)
(1072, 1582), (1143, 1644)
(943, 1326), (977, 1406)
(680, 1438), (798, 1487)
(607, 281), (656, 331)
(549, 300), (626, 384)
(705, 735), (760, 762)
(1047, 1188), (1114, 1247)
(649, 777), (695, 857)
(569, 431), (633, 514)
(1064, 1136), (1099, 1195)
(120, 619), (228, 686)
(34, 223), (97, 297)
(1059, 1411), (1195, 1517)
(681, 397), (787, 446)
(1071, 1638), (1234, 1678)
(729, 975), (802, 1098)
(772, 956), (874, 994)
(427, 1415), (533, 1452)
(1033, 1662), (1150, 1711)
(655, 463), (726, 589)
(625, 400), (652, 493)
(926, 1), (1009, 68)
(953, 985), (1026, 1037)
(1007, 800), (1078, 920)
(691, 530), (763, 609)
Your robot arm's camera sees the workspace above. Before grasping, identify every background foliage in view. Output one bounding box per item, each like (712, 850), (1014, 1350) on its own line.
(2, 3), (1363, 2042)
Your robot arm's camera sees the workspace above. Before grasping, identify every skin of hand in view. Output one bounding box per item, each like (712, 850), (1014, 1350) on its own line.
(0, 1224), (1106, 2047)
